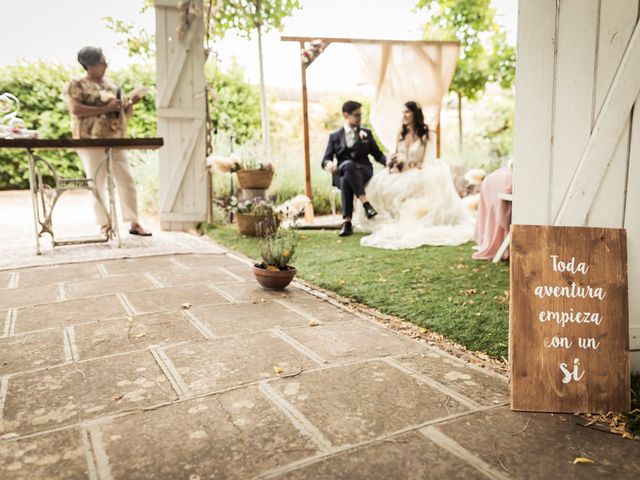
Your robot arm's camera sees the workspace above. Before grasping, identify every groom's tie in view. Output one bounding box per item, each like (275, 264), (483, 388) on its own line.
(346, 128), (357, 149)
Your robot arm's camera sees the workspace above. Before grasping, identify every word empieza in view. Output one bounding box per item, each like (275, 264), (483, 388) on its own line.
(533, 255), (605, 385)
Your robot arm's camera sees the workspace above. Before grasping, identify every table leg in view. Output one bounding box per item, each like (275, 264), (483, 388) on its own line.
(106, 148), (121, 248)
(26, 149), (41, 255)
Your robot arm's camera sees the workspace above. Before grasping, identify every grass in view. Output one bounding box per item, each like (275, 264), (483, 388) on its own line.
(202, 224), (510, 358)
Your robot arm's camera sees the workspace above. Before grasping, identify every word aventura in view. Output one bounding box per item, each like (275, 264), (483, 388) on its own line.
(533, 282), (606, 300)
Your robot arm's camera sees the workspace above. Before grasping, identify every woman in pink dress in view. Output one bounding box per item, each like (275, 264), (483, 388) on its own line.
(473, 166), (513, 260)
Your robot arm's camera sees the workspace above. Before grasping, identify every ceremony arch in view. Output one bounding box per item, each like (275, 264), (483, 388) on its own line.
(281, 36), (459, 220)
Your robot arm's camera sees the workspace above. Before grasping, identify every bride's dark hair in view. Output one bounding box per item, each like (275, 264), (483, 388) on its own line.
(400, 101), (430, 143)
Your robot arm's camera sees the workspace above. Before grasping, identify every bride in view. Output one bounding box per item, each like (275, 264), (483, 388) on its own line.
(354, 101), (473, 249)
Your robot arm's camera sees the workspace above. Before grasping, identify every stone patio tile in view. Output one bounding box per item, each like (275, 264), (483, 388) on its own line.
(190, 301), (309, 336)
(15, 295), (126, 334)
(0, 271), (13, 289)
(277, 432), (483, 480)
(98, 386), (319, 479)
(17, 263), (103, 288)
(73, 311), (205, 359)
(271, 361), (468, 447)
(0, 285), (59, 310)
(122, 284), (230, 315)
(162, 332), (317, 395)
(64, 273), (157, 300)
(150, 266), (242, 287)
(171, 253), (230, 269)
(0, 428), (89, 479)
(435, 407), (640, 479)
(284, 295), (363, 322)
(215, 282), (307, 303)
(100, 255), (189, 275)
(281, 320), (426, 364)
(2, 351), (175, 436)
(397, 352), (509, 407)
(0, 330), (66, 376)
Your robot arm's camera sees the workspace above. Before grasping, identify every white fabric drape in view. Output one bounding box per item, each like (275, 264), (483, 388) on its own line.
(355, 43), (459, 151)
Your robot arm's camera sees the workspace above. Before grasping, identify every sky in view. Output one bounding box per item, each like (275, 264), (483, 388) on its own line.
(0, 0), (517, 91)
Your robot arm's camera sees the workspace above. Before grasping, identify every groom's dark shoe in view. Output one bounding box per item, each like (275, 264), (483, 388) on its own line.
(339, 221), (353, 237)
(363, 202), (378, 219)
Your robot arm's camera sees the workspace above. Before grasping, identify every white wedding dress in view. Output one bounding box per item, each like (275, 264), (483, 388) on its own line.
(354, 137), (474, 249)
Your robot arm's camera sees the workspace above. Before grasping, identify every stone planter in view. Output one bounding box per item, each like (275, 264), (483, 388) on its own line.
(253, 265), (297, 290)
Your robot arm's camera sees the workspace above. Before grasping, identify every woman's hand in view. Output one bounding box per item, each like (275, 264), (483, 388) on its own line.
(104, 98), (122, 113)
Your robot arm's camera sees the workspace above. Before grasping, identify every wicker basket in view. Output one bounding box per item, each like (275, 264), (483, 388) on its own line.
(236, 168), (274, 190)
(235, 213), (279, 237)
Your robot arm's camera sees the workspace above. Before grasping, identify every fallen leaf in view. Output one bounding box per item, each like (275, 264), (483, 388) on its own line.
(573, 457), (594, 465)
(112, 394), (124, 401)
(133, 333), (146, 339)
(308, 320), (320, 327)
(273, 366), (284, 374)
(181, 303), (192, 309)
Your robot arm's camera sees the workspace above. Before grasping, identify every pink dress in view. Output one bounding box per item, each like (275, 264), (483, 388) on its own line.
(473, 167), (513, 260)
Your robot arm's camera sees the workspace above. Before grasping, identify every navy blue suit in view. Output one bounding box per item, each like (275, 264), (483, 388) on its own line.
(322, 127), (386, 218)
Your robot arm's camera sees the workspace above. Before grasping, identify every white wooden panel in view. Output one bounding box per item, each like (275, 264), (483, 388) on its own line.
(554, 20), (640, 225)
(550, 0), (599, 220)
(512, 0), (558, 224)
(626, 93), (640, 371)
(587, 0), (638, 227)
(155, 0), (207, 230)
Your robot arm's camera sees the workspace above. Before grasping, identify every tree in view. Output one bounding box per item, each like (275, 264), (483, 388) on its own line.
(415, 0), (515, 148)
(203, 0), (301, 159)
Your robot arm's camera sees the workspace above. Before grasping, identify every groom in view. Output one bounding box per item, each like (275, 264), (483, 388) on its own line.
(322, 100), (386, 236)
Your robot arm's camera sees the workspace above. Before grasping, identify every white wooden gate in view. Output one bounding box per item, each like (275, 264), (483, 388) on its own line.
(514, 0), (640, 370)
(155, 0), (207, 231)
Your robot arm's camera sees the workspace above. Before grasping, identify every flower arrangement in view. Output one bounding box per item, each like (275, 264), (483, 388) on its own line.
(301, 40), (327, 66)
(228, 196), (277, 217)
(274, 194), (310, 222)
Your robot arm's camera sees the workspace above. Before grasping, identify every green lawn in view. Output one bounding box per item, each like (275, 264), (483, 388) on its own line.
(202, 224), (510, 358)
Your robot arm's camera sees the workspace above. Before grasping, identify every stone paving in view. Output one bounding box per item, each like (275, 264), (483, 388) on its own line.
(1, 252), (639, 479)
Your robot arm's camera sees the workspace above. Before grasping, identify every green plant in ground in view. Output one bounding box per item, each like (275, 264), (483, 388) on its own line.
(257, 225), (297, 270)
(201, 225), (510, 357)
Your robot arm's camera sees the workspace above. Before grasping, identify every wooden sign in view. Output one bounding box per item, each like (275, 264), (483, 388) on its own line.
(510, 225), (630, 413)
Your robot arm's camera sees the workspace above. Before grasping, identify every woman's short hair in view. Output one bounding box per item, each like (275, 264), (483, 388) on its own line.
(77, 47), (104, 70)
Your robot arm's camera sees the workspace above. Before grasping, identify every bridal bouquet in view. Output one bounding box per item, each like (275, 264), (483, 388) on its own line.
(387, 152), (421, 173)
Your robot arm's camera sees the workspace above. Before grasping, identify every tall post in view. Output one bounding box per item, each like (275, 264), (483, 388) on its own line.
(436, 111), (442, 159)
(299, 41), (314, 222)
(257, 19), (270, 159)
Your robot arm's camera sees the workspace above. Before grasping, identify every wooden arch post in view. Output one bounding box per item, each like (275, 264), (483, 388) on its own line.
(298, 41), (315, 222)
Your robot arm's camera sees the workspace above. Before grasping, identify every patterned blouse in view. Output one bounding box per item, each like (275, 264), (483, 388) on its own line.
(64, 77), (127, 139)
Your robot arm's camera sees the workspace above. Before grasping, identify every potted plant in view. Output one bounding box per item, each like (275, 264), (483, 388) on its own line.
(207, 141), (275, 190)
(253, 223), (298, 290)
(228, 197), (280, 237)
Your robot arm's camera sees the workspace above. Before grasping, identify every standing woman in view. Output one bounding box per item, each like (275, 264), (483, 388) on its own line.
(64, 46), (151, 236)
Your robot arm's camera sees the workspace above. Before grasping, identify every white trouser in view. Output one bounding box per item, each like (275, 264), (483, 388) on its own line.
(76, 148), (139, 227)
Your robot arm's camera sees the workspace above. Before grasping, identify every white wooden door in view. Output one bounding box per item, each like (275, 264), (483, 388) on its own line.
(513, 0), (640, 370)
(155, 0), (207, 231)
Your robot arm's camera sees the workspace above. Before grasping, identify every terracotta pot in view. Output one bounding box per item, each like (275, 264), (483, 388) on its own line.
(253, 265), (297, 290)
(235, 213), (279, 236)
(236, 168), (274, 190)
